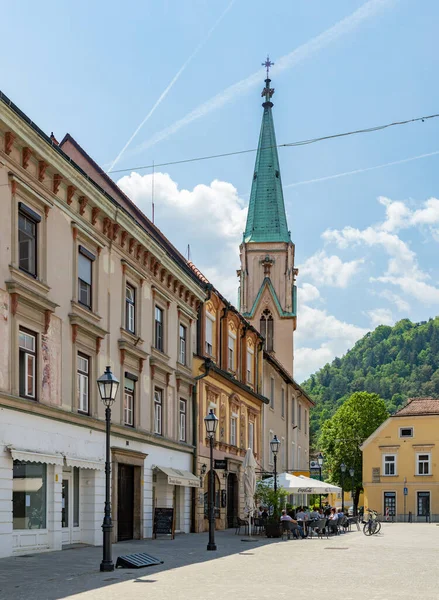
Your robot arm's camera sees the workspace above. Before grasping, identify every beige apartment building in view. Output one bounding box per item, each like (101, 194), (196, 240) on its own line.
(0, 91), (206, 558)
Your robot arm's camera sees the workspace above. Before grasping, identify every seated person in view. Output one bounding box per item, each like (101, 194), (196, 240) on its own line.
(280, 510), (306, 538)
(310, 507), (320, 520)
(295, 507), (306, 521)
(328, 508), (339, 532)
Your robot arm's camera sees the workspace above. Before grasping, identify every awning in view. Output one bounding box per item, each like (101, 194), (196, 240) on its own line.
(155, 466), (200, 488)
(65, 456), (104, 470)
(8, 448), (64, 466)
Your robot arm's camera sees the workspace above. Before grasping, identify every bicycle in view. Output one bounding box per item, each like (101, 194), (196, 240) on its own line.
(363, 509), (381, 536)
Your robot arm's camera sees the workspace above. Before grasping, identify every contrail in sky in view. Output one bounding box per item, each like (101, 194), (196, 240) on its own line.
(107, 0), (236, 172)
(284, 151), (439, 188)
(131, 0), (396, 155)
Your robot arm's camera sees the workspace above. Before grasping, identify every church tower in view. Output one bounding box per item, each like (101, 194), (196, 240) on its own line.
(238, 58), (297, 375)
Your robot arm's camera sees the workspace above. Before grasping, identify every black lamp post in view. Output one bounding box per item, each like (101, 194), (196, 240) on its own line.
(349, 467), (355, 515)
(270, 435), (281, 493)
(340, 463), (346, 513)
(204, 409), (219, 551)
(97, 366), (119, 572)
(317, 453), (324, 507)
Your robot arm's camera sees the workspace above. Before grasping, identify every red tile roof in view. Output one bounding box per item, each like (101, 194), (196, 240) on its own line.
(394, 397), (439, 416)
(187, 261), (209, 284)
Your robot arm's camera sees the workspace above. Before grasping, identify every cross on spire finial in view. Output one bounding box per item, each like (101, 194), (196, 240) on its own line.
(262, 55), (274, 78)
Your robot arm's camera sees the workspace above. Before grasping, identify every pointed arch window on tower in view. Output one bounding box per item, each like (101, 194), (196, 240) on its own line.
(260, 309), (274, 352)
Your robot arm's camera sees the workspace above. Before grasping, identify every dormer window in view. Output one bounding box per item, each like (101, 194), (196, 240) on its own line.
(399, 427), (413, 438)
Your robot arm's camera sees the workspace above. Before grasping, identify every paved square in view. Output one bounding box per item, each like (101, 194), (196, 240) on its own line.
(0, 524), (438, 600)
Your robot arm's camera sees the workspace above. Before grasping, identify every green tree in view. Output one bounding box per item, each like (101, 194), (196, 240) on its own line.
(319, 392), (389, 512)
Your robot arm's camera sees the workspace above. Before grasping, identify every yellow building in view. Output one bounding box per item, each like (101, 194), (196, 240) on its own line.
(361, 397), (439, 521)
(188, 266), (268, 532)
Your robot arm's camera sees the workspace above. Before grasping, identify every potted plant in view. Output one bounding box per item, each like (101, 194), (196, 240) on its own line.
(255, 481), (287, 538)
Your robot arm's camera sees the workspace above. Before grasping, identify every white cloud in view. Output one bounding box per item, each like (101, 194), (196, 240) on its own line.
(366, 307), (394, 327)
(118, 171), (247, 240)
(300, 250), (364, 288)
(118, 171), (244, 304)
(323, 196), (439, 306)
(298, 283), (321, 304)
(378, 290), (410, 313)
(375, 276), (439, 305)
(379, 196), (439, 232)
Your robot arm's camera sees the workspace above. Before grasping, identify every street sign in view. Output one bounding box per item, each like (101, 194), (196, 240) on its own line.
(404, 487), (408, 496)
(214, 459), (227, 470)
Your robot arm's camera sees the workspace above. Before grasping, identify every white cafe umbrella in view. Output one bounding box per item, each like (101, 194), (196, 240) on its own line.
(243, 448), (257, 538)
(263, 472), (341, 494)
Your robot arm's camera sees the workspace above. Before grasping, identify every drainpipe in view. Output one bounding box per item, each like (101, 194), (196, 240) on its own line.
(191, 357), (212, 533)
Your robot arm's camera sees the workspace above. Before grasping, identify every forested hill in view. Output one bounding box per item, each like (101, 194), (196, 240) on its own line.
(302, 317), (439, 439)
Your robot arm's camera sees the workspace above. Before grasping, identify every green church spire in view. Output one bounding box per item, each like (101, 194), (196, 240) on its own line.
(244, 57), (291, 244)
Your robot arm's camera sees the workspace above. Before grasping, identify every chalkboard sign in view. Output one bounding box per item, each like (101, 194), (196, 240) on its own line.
(153, 507), (175, 539)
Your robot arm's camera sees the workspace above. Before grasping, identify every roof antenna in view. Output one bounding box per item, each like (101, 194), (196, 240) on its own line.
(187, 244), (191, 261)
(151, 159), (155, 224)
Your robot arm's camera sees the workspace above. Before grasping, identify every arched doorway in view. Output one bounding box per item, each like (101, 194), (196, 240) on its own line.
(227, 473), (238, 528)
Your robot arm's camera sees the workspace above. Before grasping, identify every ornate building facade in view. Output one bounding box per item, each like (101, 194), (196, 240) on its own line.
(0, 91), (206, 558)
(189, 268), (268, 532)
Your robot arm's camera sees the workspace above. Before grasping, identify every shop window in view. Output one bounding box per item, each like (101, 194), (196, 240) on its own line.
(383, 491), (396, 517)
(179, 324), (187, 365)
(124, 377), (135, 427)
(154, 388), (163, 435)
(13, 461), (47, 530)
(417, 491), (430, 517)
(19, 328), (37, 400)
(417, 453), (431, 475)
(78, 246), (95, 309)
(125, 284), (136, 333)
(154, 306), (164, 351)
(77, 353), (90, 414)
(179, 399), (187, 442)
(18, 204), (40, 277)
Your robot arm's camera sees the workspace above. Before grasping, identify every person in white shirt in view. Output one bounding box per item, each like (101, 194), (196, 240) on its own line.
(280, 510), (305, 538)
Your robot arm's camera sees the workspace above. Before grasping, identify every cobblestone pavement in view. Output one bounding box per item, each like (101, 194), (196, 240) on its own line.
(0, 524), (438, 600)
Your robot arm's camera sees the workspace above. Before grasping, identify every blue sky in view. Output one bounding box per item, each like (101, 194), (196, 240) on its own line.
(2, 0), (438, 381)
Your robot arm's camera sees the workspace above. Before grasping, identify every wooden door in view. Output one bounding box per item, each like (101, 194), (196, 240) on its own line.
(117, 464), (134, 541)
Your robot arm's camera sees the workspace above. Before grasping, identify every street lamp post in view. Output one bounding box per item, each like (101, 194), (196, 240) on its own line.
(340, 463), (346, 513)
(317, 453), (324, 507)
(270, 435), (281, 493)
(349, 467), (355, 516)
(204, 409), (219, 552)
(97, 366), (119, 572)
